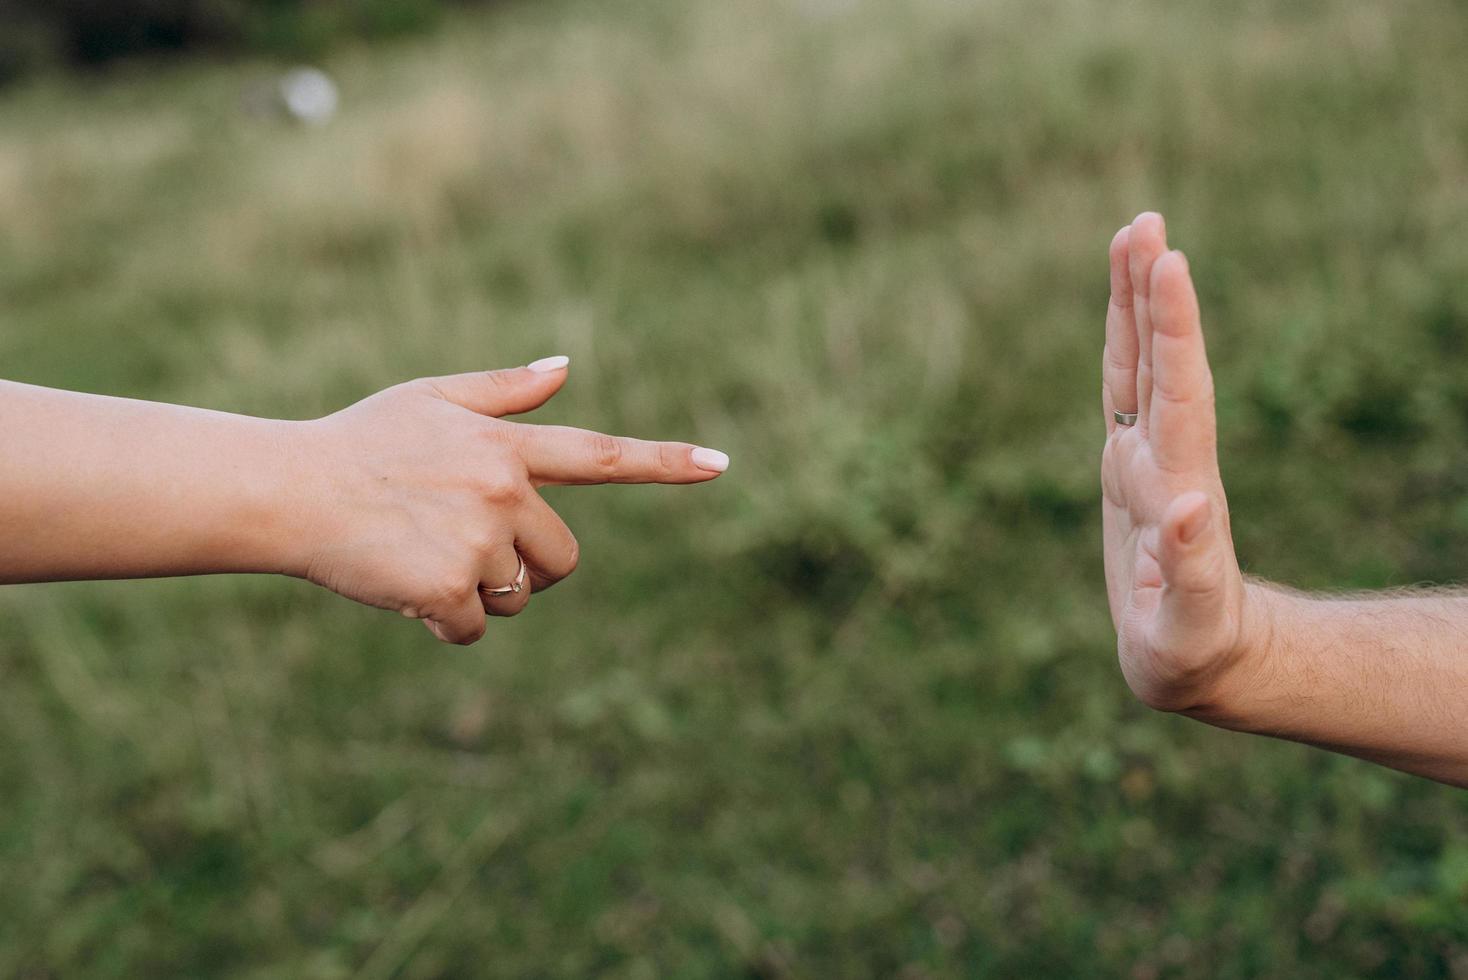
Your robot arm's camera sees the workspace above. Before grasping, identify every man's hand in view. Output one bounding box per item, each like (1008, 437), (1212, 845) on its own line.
(1100, 213), (1265, 714)
(298, 357), (729, 645)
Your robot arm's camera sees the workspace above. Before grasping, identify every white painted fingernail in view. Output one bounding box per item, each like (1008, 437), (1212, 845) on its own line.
(691, 447), (729, 472)
(528, 355), (570, 373)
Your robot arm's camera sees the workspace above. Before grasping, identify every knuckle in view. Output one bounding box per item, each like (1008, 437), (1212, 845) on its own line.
(406, 378), (450, 403)
(1154, 374), (1212, 407)
(482, 369), (515, 392)
(1152, 382), (1187, 405)
(480, 419), (521, 450)
(590, 434), (625, 474)
(421, 572), (471, 610)
(543, 536), (580, 585)
(475, 466), (527, 504)
(1104, 347), (1136, 377)
(655, 442), (679, 477)
(469, 527), (506, 560)
(481, 416), (511, 437)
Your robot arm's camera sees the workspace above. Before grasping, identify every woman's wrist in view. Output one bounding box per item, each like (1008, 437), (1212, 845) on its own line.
(229, 417), (335, 580)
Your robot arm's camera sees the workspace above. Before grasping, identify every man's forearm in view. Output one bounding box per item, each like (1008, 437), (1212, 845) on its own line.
(1196, 582), (1468, 787)
(0, 381), (315, 583)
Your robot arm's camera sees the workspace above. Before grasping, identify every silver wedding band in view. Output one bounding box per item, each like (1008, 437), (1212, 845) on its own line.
(1113, 411), (1138, 426)
(480, 554), (527, 598)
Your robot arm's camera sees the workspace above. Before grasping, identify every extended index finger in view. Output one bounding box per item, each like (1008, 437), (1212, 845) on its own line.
(510, 423), (730, 486)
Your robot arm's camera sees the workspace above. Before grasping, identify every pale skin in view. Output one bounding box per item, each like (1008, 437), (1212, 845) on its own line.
(1103, 212), (1468, 789)
(0, 356), (729, 645)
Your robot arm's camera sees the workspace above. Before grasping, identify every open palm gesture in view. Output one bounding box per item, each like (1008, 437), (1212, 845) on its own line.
(1101, 213), (1261, 713)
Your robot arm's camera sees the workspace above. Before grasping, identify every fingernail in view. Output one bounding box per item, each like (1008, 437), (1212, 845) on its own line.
(528, 355), (570, 373)
(691, 447), (729, 473)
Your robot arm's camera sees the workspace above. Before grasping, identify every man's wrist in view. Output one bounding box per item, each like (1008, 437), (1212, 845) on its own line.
(1185, 580), (1292, 730)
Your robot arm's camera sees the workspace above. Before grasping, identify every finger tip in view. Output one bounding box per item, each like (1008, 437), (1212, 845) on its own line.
(1167, 491), (1212, 543)
(1132, 210), (1165, 233)
(1129, 213), (1169, 257)
(690, 447), (729, 474)
(1151, 250), (1199, 310)
(1127, 215), (1169, 290)
(527, 354), (571, 374)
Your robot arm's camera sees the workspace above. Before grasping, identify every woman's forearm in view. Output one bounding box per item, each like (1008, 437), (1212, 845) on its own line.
(0, 380), (315, 582)
(0, 365), (727, 645)
(1200, 582), (1468, 787)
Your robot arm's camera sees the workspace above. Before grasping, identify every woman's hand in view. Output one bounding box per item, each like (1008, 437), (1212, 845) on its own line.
(1100, 213), (1266, 714)
(296, 356), (729, 644)
(0, 359), (724, 645)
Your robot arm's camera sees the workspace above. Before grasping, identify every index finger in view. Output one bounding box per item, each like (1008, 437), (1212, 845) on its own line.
(509, 423), (730, 486)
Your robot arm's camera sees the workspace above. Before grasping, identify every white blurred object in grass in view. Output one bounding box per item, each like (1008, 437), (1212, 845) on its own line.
(279, 67), (339, 125)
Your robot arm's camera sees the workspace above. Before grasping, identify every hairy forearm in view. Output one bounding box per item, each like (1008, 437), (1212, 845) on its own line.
(0, 381), (314, 583)
(1197, 581), (1468, 787)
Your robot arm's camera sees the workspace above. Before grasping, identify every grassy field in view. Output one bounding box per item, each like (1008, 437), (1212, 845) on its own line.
(3, 0), (1468, 975)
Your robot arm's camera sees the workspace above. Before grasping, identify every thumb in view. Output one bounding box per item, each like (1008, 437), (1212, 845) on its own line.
(1155, 491), (1228, 637)
(420, 355), (570, 418)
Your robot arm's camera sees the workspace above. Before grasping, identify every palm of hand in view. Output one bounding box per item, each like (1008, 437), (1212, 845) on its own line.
(1100, 214), (1250, 712)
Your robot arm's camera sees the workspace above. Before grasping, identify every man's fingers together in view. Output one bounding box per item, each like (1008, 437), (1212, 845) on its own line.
(1104, 225), (1140, 426)
(512, 424), (730, 486)
(1127, 212), (1169, 433)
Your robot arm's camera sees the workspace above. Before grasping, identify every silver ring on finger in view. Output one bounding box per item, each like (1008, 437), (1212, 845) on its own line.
(1113, 411), (1139, 426)
(480, 554), (527, 598)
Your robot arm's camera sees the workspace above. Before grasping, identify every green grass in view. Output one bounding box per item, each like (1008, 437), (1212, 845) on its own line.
(3, 0), (1468, 975)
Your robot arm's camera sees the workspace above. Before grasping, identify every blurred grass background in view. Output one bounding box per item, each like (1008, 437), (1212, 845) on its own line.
(3, 0), (1468, 976)
(0, 0), (485, 82)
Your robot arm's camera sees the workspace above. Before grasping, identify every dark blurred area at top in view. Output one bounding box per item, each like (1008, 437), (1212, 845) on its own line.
(0, 0), (498, 85)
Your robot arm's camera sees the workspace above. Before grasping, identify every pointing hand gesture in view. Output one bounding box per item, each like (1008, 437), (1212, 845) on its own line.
(301, 357), (728, 644)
